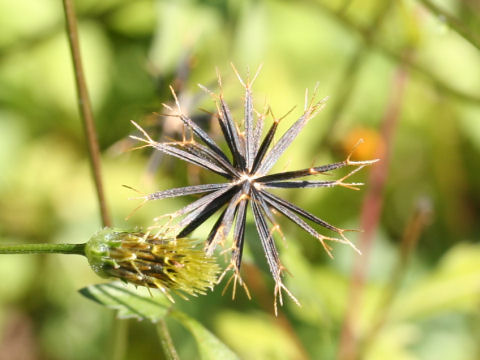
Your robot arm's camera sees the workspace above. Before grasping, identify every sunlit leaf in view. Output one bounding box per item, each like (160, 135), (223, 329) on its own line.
(392, 243), (480, 320)
(171, 310), (239, 360)
(213, 310), (301, 360)
(78, 281), (171, 322)
(363, 323), (418, 360)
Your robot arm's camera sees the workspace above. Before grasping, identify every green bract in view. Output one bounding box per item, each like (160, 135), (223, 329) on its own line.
(85, 228), (220, 298)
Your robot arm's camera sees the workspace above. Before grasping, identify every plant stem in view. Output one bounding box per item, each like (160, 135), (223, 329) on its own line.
(157, 319), (180, 360)
(0, 243), (86, 255)
(299, 0), (480, 104)
(320, 0), (393, 149)
(418, 0), (480, 52)
(62, 0), (112, 227)
(110, 318), (128, 360)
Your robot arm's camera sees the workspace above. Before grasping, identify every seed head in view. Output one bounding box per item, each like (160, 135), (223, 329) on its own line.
(85, 228), (220, 300)
(129, 65), (378, 313)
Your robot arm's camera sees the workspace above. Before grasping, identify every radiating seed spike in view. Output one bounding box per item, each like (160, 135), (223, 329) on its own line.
(197, 83), (216, 97)
(250, 63), (263, 87)
(230, 62), (246, 88)
(130, 120), (154, 143)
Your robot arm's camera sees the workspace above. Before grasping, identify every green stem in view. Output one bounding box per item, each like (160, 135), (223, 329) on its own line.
(320, 0), (393, 149)
(0, 243), (86, 255)
(157, 319), (180, 360)
(110, 318), (128, 360)
(299, 0), (480, 104)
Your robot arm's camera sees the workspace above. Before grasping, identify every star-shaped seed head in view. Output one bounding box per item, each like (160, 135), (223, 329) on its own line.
(130, 65), (378, 314)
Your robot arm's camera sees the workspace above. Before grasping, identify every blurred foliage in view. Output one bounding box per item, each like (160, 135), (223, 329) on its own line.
(1, 0), (480, 359)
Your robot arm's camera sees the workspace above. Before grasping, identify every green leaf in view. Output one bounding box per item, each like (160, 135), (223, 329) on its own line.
(214, 310), (303, 360)
(392, 243), (480, 320)
(171, 310), (239, 360)
(78, 281), (171, 322)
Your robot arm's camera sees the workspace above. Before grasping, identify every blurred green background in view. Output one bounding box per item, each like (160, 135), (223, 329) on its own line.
(1, 0), (480, 359)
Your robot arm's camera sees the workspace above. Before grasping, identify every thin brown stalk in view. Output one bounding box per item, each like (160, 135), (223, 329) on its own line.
(337, 55), (410, 360)
(62, 2), (116, 359)
(62, 0), (111, 227)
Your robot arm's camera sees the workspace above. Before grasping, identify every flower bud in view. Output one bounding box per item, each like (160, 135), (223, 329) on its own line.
(85, 228), (219, 298)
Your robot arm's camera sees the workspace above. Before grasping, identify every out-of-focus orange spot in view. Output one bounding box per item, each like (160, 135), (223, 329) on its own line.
(342, 127), (384, 161)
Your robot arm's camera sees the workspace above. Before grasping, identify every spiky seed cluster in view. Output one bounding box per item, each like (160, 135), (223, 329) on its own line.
(130, 66), (378, 313)
(85, 228), (219, 300)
